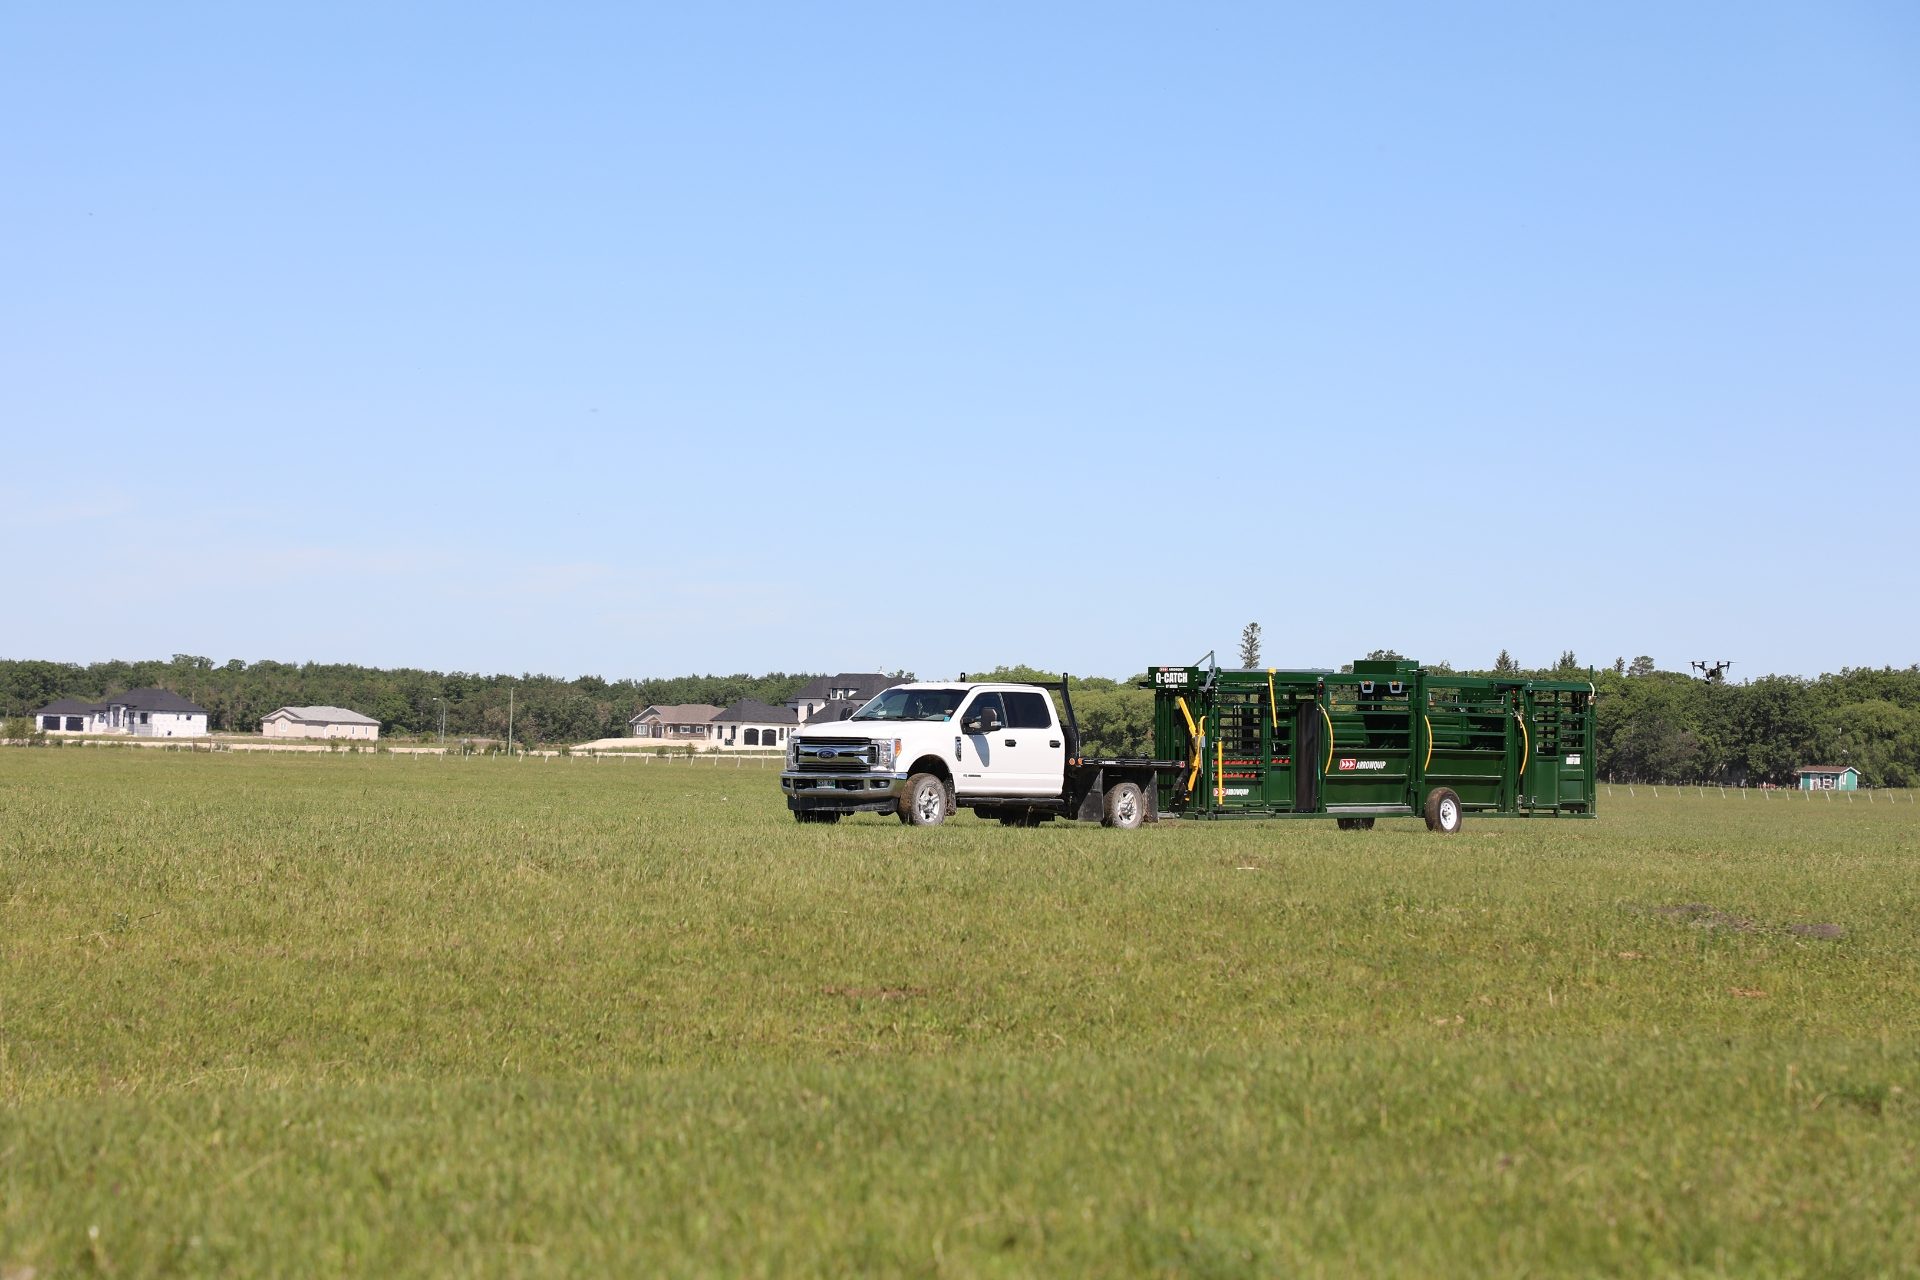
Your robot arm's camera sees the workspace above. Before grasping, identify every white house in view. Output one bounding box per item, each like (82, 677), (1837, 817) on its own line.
(786, 673), (894, 722)
(33, 689), (210, 737)
(711, 699), (797, 750)
(262, 706), (381, 740)
(628, 703), (723, 742)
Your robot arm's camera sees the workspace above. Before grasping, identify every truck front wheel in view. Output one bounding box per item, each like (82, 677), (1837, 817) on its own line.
(901, 773), (949, 827)
(1103, 781), (1146, 830)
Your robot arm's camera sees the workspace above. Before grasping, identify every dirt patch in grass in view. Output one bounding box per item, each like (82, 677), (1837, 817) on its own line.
(821, 985), (927, 1001)
(1647, 903), (1760, 932)
(1635, 903), (1846, 940)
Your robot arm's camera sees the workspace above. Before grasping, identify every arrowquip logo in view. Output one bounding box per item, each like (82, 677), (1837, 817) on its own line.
(1337, 759), (1387, 772)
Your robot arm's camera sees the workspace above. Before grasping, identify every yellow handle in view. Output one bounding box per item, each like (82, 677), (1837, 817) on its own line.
(1186, 715), (1207, 795)
(1216, 738), (1224, 803)
(1517, 711), (1529, 778)
(1424, 715), (1434, 772)
(1319, 703), (1334, 774)
(1268, 670), (1279, 732)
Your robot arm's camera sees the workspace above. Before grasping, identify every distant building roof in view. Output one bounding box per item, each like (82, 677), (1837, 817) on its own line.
(1798, 764), (1858, 774)
(34, 690), (206, 716)
(713, 699), (798, 724)
(791, 673), (894, 702)
(629, 703), (723, 725)
(803, 701), (863, 726)
(268, 705), (380, 725)
(33, 698), (105, 715)
(109, 688), (208, 714)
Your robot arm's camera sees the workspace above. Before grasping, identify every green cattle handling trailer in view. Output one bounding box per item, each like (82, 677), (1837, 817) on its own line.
(1148, 657), (1597, 833)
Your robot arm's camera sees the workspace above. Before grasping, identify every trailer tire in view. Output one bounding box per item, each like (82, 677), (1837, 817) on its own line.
(1336, 816), (1375, 831)
(795, 810), (841, 825)
(1104, 781), (1147, 830)
(1424, 787), (1464, 835)
(901, 773), (949, 827)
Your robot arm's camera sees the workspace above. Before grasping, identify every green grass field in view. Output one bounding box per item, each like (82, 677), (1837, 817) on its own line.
(3, 751), (1916, 1277)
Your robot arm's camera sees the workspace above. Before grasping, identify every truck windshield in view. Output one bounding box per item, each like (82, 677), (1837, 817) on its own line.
(850, 688), (966, 722)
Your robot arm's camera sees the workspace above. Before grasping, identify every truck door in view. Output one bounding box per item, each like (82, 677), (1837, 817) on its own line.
(999, 690), (1068, 797)
(955, 691), (1006, 796)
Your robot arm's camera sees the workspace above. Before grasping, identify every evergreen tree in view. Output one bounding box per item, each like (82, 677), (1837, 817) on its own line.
(1239, 623), (1262, 668)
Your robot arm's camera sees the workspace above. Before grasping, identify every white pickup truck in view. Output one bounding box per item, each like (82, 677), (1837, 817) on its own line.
(780, 678), (1180, 829)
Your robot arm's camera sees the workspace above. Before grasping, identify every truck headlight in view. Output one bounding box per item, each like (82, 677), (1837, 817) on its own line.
(787, 737), (799, 767)
(877, 738), (899, 770)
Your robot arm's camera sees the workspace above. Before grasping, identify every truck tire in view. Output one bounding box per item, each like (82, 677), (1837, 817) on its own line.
(1424, 787), (1463, 834)
(901, 773), (949, 827)
(1336, 816), (1375, 831)
(1103, 781), (1146, 830)
(794, 810), (840, 825)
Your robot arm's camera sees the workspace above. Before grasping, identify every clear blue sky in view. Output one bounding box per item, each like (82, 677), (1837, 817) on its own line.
(5, 3), (1916, 682)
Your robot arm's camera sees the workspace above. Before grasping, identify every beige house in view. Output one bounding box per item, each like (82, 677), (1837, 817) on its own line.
(261, 706), (381, 740)
(629, 704), (723, 741)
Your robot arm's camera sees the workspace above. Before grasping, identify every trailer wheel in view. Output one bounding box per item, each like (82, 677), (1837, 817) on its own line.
(901, 773), (949, 827)
(1104, 781), (1146, 830)
(1336, 816), (1375, 831)
(794, 810), (841, 825)
(1424, 787), (1463, 835)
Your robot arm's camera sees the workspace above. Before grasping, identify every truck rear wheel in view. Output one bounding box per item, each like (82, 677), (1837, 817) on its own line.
(1103, 781), (1146, 829)
(1424, 787), (1463, 834)
(901, 773), (949, 827)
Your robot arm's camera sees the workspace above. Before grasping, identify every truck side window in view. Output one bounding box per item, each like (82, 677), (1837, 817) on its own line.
(964, 692), (1006, 730)
(1003, 692), (1052, 730)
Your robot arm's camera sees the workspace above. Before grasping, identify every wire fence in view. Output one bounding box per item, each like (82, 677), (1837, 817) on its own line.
(11, 738), (1917, 796)
(1605, 783), (1916, 804)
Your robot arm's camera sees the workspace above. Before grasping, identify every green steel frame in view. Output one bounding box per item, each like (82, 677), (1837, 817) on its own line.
(1147, 658), (1597, 821)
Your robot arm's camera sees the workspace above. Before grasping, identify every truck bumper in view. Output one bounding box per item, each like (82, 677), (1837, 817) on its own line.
(780, 771), (908, 815)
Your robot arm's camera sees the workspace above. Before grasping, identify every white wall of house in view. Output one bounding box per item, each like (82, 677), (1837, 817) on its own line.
(131, 711), (208, 737)
(712, 721), (790, 750)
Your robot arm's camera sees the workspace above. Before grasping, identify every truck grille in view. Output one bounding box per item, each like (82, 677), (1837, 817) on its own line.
(793, 737), (877, 773)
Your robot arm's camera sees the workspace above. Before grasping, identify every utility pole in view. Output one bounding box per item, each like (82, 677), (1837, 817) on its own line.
(507, 688), (514, 756)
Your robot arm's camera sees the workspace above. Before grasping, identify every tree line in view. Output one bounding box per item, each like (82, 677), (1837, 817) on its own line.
(3, 652), (1916, 785)
(0, 655), (823, 747)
